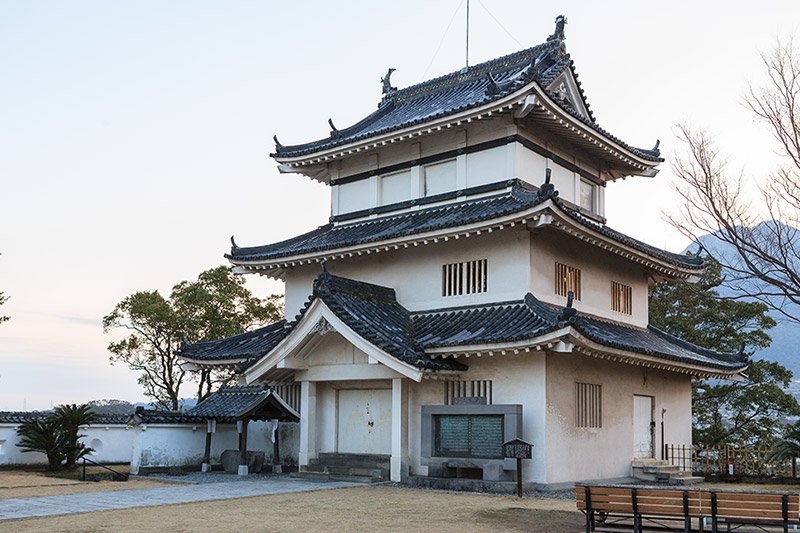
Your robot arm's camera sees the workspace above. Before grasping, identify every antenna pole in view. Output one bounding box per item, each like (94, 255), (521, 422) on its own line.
(465, 0), (470, 68)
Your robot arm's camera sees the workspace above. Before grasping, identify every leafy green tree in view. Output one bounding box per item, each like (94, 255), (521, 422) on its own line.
(103, 266), (282, 409)
(767, 424), (800, 462)
(16, 404), (97, 471)
(649, 257), (799, 447)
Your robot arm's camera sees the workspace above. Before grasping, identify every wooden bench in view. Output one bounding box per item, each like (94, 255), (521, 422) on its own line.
(576, 483), (800, 532)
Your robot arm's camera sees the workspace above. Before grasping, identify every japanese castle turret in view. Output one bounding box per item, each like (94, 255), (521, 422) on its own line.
(180, 17), (747, 488)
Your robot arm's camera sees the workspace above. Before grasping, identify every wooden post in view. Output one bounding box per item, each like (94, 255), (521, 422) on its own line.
(584, 486), (593, 533)
(516, 457), (523, 498)
(237, 418), (249, 476)
(202, 419), (215, 472)
(793, 456), (797, 478)
(273, 421), (281, 473)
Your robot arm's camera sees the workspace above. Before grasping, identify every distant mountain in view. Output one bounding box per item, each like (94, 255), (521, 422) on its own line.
(687, 230), (800, 377)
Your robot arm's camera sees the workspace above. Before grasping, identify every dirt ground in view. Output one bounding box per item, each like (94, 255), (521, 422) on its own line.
(5, 486), (584, 532)
(0, 470), (172, 500)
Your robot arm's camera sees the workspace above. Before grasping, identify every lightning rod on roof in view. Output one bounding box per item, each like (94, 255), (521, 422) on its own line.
(465, 0), (470, 69)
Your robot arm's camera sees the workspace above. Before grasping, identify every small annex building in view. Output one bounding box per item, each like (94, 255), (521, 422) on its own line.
(128, 384), (299, 475)
(179, 17), (747, 488)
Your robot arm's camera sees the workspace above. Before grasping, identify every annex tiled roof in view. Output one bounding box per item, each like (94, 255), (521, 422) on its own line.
(181, 273), (745, 374)
(180, 321), (288, 362)
(227, 179), (703, 271)
(272, 18), (660, 163)
(129, 385), (299, 425)
(0, 411), (129, 425)
(189, 384), (298, 422)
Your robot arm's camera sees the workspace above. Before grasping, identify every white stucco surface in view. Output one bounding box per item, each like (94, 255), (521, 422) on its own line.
(0, 423), (133, 466)
(130, 421), (299, 474)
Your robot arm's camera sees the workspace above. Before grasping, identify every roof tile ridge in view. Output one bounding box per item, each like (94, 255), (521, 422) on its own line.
(410, 298), (527, 317)
(386, 43), (548, 105)
(646, 325), (746, 361)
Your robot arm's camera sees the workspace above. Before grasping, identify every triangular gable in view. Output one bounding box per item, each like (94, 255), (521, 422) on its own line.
(547, 68), (591, 120)
(244, 298), (425, 383)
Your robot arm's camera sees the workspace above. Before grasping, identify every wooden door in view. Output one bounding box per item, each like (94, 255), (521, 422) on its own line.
(633, 395), (655, 458)
(337, 389), (392, 455)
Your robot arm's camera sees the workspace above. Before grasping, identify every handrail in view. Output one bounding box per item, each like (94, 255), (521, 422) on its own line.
(81, 457), (129, 481)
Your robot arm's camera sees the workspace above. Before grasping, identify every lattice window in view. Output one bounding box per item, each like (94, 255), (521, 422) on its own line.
(442, 259), (487, 297)
(555, 262), (581, 300)
(576, 382), (602, 428)
(433, 414), (504, 458)
(444, 380), (493, 405)
(271, 382), (301, 413)
(611, 281), (633, 315)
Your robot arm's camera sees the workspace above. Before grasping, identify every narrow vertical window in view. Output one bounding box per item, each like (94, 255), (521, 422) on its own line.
(555, 262), (581, 300)
(611, 281), (633, 315)
(442, 259), (487, 296)
(579, 180), (595, 211)
(576, 382), (602, 428)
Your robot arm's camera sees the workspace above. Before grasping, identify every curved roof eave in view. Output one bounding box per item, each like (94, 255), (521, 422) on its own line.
(272, 81), (662, 174)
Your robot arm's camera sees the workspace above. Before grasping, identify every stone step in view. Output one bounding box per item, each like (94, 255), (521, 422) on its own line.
(631, 459), (670, 468)
(646, 465), (681, 474)
(317, 465), (386, 479)
(290, 471), (386, 484)
(667, 475), (704, 485)
(311, 456), (390, 470)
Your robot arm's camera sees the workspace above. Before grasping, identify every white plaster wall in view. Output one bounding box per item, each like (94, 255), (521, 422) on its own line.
(544, 353), (692, 484)
(465, 146), (507, 187)
(130, 421), (297, 474)
(284, 227), (532, 318)
(530, 230), (650, 327)
(406, 353), (549, 483)
(0, 424), (133, 465)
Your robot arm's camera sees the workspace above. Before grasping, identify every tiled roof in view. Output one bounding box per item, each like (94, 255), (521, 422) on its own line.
(128, 385), (300, 425)
(272, 20), (660, 163)
(0, 411), (129, 425)
(180, 321), (288, 362)
(227, 179), (703, 271)
(181, 273), (745, 374)
(128, 408), (206, 425)
(189, 384), (298, 422)
(298, 272), (467, 372)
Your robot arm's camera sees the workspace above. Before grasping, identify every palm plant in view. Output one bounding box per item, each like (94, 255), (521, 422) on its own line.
(15, 403), (98, 471)
(16, 418), (70, 471)
(766, 425), (800, 463)
(52, 404), (97, 468)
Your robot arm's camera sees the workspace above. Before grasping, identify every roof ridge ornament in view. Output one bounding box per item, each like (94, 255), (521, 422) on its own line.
(382, 68), (397, 95)
(272, 135), (283, 150)
(230, 235), (239, 250)
(328, 118), (341, 139)
(536, 168), (559, 200)
(557, 291), (578, 324)
(547, 15), (567, 44)
(546, 15), (568, 59)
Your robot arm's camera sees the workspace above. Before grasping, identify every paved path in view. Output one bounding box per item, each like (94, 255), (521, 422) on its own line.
(0, 477), (360, 521)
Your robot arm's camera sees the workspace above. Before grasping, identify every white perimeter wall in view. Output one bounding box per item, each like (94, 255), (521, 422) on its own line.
(130, 421), (299, 474)
(0, 423), (133, 465)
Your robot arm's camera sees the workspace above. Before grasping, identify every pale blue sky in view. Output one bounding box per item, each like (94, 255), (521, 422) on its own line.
(1, 1), (798, 409)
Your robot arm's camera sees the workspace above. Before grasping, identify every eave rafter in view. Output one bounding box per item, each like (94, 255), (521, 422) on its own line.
(229, 201), (701, 281)
(428, 327), (746, 380)
(274, 82), (659, 182)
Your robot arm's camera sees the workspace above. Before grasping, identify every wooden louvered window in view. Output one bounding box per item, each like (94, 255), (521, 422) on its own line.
(445, 380), (493, 405)
(271, 383), (301, 413)
(611, 281), (633, 315)
(442, 259), (487, 297)
(555, 262), (581, 300)
(576, 382), (602, 428)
